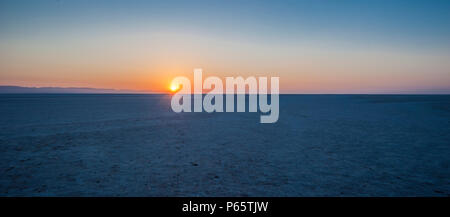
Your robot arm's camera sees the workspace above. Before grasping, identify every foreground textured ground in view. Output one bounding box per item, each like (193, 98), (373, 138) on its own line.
(0, 94), (449, 196)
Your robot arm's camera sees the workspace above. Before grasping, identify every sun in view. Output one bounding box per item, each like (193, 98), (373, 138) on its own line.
(170, 84), (179, 92)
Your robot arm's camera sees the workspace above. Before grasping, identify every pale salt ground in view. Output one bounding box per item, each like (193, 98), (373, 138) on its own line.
(0, 94), (449, 196)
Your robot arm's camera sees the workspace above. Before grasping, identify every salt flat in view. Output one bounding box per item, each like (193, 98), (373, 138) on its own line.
(0, 94), (449, 196)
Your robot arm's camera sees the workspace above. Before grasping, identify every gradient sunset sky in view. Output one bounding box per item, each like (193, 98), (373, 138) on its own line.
(1, 0), (450, 93)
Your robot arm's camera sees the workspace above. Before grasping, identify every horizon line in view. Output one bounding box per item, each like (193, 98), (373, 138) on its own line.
(0, 85), (449, 95)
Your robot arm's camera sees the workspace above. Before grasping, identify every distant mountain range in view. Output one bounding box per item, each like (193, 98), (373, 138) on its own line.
(0, 86), (154, 94)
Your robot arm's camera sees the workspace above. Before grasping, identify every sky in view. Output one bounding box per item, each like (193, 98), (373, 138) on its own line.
(1, 0), (450, 93)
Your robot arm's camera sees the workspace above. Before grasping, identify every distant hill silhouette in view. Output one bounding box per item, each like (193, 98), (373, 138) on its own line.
(0, 86), (153, 94)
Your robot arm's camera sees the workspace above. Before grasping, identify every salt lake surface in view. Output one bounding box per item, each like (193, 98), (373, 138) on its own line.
(0, 94), (449, 196)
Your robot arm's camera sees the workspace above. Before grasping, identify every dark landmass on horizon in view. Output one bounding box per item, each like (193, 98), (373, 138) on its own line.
(0, 86), (154, 94)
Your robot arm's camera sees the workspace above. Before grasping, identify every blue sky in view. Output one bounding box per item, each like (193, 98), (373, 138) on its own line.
(1, 0), (450, 93)
(2, 0), (450, 44)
